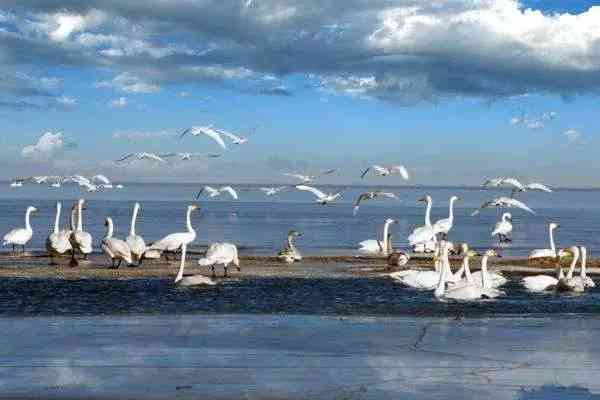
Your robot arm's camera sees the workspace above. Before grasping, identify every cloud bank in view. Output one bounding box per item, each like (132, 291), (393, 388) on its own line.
(21, 131), (65, 161)
(1, 1), (600, 106)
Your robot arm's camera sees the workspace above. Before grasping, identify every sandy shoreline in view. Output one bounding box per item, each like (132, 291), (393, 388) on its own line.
(0, 251), (594, 280)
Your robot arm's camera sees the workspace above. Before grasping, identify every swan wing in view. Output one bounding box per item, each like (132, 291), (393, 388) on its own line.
(202, 128), (227, 149)
(360, 167), (370, 179)
(525, 182), (552, 192)
(115, 153), (135, 163)
(296, 185), (326, 199)
(215, 129), (242, 142)
(504, 198), (535, 214)
(219, 186), (239, 200)
(389, 166), (409, 180)
(358, 239), (383, 253)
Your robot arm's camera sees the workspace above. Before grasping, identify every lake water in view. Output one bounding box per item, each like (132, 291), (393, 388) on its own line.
(0, 182), (597, 258)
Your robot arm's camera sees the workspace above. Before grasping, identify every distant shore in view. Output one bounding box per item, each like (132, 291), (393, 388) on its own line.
(0, 252), (594, 280)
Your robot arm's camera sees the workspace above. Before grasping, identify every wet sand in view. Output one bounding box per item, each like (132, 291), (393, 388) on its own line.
(0, 251), (595, 280)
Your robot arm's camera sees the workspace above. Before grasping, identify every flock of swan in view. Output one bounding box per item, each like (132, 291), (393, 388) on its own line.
(10, 174), (123, 192)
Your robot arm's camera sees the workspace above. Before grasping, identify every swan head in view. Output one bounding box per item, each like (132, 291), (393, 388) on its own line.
(417, 195), (432, 203)
(484, 249), (501, 258)
(460, 243), (478, 257)
(558, 246), (579, 259)
(188, 204), (200, 212)
(104, 217), (113, 227)
(450, 195), (460, 202)
(385, 218), (398, 225)
(27, 206), (38, 214)
(549, 222), (560, 230)
(503, 212), (512, 222)
(288, 230), (302, 238)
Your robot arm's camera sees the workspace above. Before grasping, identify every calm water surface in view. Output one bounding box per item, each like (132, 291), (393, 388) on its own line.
(0, 182), (597, 257)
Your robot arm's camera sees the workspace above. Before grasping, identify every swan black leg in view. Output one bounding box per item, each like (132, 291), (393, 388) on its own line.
(224, 265), (228, 278)
(117, 259), (122, 269)
(211, 265), (216, 277)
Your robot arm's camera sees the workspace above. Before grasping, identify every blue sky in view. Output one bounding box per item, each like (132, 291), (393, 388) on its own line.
(1, 1), (600, 186)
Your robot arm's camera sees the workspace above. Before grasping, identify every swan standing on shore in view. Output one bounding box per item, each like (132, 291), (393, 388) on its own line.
(358, 218), (397, 255)
(433, 196), (459, 239)
(70, 199), (93, 262)
(46, 202), (72, 264)
(102, 217), (133, 268)
(408, 195), (436, 250)
(295, 185), (342, 205)
(126, 202), (146, 265)
(492, 213), (513, 243)
(3, 206), (37, 253)
(278, 230), (303, 263)
(557, 246), (584, 293)
(529, 223), (559, 259)
(199, 243), (241, 277)
(147, 204), (199, 258)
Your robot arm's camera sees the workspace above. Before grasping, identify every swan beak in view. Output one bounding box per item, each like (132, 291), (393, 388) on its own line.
(392, 219), (398, 224)
(417, 197), (426, 202)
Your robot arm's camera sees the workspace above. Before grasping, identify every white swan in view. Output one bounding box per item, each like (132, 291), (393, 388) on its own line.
(102, 217), (133, 268)
(529, 223), (559, 259)
(360, 165), (409, 180)
(45, 202), (72, 263)
(70, 199), (93, 261)
(174, 244), (216, 286)
(180, 125), (227, 150)
(198, 242), (241, 277)
(390, 241), (447, 290)
(126, 202), (146, 265)
(147, 204), (199, 258)
(471, 197), (535, 216)
(557, 246), (584, 293)
(491, 212), (513, 243)
(116, 152), (168, 164)
(408, 195), (436, 249)
(3, 206), (37, 253)
(278, 230), (303, 263)
(196, 186), (239, 200)
(433, 196), (459, 239)
(283, 169), (337, 184)
(435, 244), (482, 301)
(522, 250), (569, 292)
(358, 218), (397, 255)
(295, 185), (342, 204)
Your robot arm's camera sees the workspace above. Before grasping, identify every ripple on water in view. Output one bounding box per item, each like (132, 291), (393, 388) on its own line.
(1, 277), (600, 317)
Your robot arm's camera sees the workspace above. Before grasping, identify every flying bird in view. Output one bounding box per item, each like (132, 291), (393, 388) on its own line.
(214, 128), (248, 145)
(471, 197), (535, 216)
(196, 185), (239, 200)
(295, 185), (342, 205)
(116, 152), (168, 164)
(483, 177), (552, 196)
(352, 191), (399, 215)
(283, 169), (337, 184)
(160, 152), (221, 161)
(361, 165), (409, 180)
(180, 125), (227, 149)
(260, 186), (287, 196)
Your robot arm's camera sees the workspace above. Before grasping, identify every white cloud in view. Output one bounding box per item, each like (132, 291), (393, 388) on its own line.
(110, 96), (128, 108)
(56, 95), (76, 108)
(21, 131), (64, 161)
(96, 73), (160, 93)
(564, 128), (581, 143)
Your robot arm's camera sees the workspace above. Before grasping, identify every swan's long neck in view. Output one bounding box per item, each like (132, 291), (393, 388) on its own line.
(175, 245), (187, 283)
(382, 221), (392, 253)
(434, 244), (447, 298)
(77, 201), (83, 231)
(567, 249), (579, 280)
(287, 235), (297, 252)
(481, 256), (490, 289)
(25, 208), (33, 231)
(580, 247), (587, 279)
(186, 207), (195, 233)
(130, 203), (139, 236)
(425, 198), (432, 227)
(70, 207), (76, 231)
(549, 226), (556, 254)
(464, 256), (473, 283)
(53, 203), (61, 234)
(448, 198), (456, 222)
(105, 218), (114, 238)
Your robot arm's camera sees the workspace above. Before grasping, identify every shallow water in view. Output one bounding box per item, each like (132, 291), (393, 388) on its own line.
(0, 183), (598, 257)
(2, 277), (600, 317)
